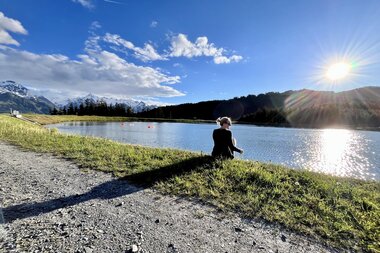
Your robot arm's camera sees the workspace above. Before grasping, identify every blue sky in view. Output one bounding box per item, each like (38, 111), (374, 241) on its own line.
(0, 0), (380, 105)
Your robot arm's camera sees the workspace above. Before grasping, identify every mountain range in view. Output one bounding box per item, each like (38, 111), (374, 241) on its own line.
(0, 81), (56, 114)
(64, 94), (156, 113)
(0, 81), (157, 114)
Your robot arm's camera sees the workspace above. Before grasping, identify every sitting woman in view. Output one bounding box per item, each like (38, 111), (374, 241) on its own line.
(212, 117), (243, 159)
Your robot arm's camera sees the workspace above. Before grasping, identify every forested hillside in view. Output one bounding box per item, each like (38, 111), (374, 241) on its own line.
(137, 87), (380, 128)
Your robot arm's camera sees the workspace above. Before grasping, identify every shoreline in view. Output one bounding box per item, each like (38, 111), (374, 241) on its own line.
(1, 114), (379, 252)
(21, 114), (380, 132)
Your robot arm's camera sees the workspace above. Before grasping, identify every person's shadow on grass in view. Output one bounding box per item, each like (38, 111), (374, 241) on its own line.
(3, 156), (216, 223)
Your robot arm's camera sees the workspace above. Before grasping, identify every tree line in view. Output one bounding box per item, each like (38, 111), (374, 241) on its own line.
(50, 99), (134, 116)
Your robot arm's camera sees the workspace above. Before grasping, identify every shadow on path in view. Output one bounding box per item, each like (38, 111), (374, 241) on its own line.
(3, 178), (139, 223)
(0, 207), (5, 240)
(123, 156), (215, 187)
(3, 156), (216, 223)
(0, 207), (4, 223)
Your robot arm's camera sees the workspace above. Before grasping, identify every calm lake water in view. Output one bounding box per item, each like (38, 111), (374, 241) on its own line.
(48, 121), (380, 181)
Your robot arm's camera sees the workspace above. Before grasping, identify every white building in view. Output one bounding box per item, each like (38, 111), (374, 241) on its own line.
(10, 109), (22, 118)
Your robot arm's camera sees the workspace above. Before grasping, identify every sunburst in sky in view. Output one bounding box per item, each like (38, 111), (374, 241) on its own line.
(326, 62), (351, 81)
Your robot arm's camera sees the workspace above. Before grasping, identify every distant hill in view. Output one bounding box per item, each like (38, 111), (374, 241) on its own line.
(0, 81), (55, 114)
(137, 86), (380, 128)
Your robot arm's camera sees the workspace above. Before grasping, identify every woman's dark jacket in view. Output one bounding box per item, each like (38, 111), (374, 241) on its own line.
(212, 128), (241, 159)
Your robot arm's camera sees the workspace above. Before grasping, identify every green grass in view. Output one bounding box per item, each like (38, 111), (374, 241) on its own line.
(22, 114), (129, 125)
(1, 114), (379, 252)
(22, 114), (214, 125)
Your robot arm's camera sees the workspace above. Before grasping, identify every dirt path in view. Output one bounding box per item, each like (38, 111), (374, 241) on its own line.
(0, 142), (336, 253)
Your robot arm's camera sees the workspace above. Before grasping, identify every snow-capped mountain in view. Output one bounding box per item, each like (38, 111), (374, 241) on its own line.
(0, 80), (158, 114)
(65, 94), (157, 113)
(0, 80), (29, 97)
(0, 81), (55, 114)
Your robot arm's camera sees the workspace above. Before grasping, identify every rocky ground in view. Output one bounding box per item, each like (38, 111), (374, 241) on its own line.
(0, 141), (337, 253)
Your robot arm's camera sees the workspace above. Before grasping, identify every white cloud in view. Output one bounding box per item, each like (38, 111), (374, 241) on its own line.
(150, 21), (158, 28)
(92, 31), (242, 65)
(168, 33), (242, 64)
(103, 33), (167, 62)
(103, 0), (126, 5)
(0, 45), (184, 101)
(131, 96), (173, 106)
(28, 87), (81, 105)
(72, 0), (94, 9)
(0, 12), (28, 46)
(90, 21), (101, 30)
(214, 55), (243, 64)
(230, 55), (243, 62)
(85, 34), (102, 52)
(0, 14), (243, 104)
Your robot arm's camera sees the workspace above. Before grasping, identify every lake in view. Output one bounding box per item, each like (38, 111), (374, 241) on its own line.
(48, 121), (380, 181)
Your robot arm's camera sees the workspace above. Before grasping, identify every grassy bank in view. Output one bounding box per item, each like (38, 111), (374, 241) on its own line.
(22, 114), (214, 125)
(1, 115), (379, 252)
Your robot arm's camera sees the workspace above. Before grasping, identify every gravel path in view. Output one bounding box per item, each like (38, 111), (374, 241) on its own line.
(0, 141), (336, 253)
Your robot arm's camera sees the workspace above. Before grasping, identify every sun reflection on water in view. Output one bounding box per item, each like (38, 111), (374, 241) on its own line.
(294, 128), (374, 180)
(319, 129), (352, 176)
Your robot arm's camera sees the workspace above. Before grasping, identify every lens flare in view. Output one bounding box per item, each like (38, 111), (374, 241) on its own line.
(306, 31), (380, 89)
(326, 62), (351, 80)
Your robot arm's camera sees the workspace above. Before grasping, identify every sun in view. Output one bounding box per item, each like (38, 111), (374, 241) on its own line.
(326, 62), (351, 81)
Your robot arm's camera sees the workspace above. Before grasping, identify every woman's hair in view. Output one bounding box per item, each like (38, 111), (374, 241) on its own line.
(216, 117), (232, 126)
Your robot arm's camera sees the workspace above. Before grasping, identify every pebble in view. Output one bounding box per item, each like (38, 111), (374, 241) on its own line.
(167, 243), (177, 253)
(116, 202), (124, 207)
(84, 246), (93, 253)
(127, 244), (139, 253)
